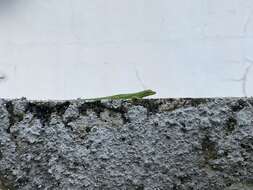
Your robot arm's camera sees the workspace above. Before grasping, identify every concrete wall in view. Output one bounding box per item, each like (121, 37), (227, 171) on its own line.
(1, 0), (253, 99)
(0, 97), (253, 189)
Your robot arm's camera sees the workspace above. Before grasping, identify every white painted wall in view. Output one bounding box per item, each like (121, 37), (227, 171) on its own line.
(0, 0), (253, 99)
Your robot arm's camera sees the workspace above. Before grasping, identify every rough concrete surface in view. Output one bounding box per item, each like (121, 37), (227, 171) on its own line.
(0, 98), (253, 190)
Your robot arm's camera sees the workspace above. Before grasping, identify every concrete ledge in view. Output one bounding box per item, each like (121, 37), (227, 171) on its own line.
(0, 98), (253, 190)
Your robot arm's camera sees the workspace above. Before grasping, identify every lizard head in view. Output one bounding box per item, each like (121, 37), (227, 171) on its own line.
(141, 89), (156, 97)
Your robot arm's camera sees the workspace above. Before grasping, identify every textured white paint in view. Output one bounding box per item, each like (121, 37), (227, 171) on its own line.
(0, 0), (253, 99)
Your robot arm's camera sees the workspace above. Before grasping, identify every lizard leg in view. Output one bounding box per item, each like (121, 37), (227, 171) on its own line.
(131, 96), (141, 101)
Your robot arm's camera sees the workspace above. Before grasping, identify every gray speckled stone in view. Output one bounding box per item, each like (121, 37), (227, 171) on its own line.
(0, 98), (253, 190)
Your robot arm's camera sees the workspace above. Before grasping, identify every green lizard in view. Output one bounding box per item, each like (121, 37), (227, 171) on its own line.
(85, 89), (156, 100)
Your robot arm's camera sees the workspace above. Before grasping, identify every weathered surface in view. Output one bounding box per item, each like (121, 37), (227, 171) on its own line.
(0, 98), (253, 190)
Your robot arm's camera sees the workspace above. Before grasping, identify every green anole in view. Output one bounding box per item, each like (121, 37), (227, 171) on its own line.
(85, 89), (156, 100)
